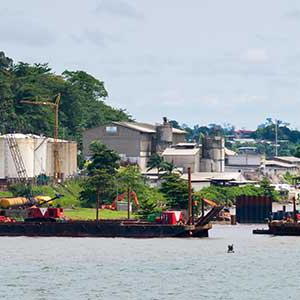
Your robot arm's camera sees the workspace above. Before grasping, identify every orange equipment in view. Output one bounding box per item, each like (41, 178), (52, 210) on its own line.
(102, 191), (140, 210)
(202, 198), (217, 207)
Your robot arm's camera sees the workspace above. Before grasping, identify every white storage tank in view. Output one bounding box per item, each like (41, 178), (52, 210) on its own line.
(0, 133), (77, 180)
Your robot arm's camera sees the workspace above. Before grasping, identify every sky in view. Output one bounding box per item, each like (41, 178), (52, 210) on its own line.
(2, 0), (300, 129)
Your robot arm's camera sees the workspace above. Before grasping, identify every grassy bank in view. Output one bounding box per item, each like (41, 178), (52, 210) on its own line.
(0, 191), (13, 197)
(64, 208), (136, 220)
(1, 179), (83, 207)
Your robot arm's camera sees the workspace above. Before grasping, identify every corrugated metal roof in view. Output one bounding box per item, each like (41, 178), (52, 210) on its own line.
(225, 148), (236, 156)
(274, 156), (300, 163)
(181, 172), (245, 182)
(162, 148), (200, 156)
(112, 121), (186, 134)
(112, 122), (156, 133)
(264, 160), (298, 168)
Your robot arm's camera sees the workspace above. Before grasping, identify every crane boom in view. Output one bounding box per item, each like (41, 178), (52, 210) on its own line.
(20, 93), (61, 181)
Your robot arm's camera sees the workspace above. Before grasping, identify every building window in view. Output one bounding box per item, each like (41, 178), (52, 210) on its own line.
(105, 126), (117, 134)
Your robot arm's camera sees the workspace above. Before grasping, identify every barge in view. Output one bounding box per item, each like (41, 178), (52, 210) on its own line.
(253, 221), (300, 236)
(0, 219), (212, 238)
(253, 197), (300, 236)
(0, 168), (222, 238)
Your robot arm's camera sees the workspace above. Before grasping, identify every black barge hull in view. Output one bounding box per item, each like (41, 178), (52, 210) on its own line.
(0, 220), (211, 238)
(253, 222), (300, 236)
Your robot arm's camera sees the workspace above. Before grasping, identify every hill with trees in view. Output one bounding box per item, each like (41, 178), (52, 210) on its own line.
(0, 51), (131, 145)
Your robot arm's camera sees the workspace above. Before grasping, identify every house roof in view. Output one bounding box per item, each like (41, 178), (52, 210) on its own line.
(112, 121), (186, 134)
(264, 160), (298, 168)
(274, 156), (300, 164)
(181, 172), (245, 182)
(225, 148), (236, 156)
(162, 148), (200, 156)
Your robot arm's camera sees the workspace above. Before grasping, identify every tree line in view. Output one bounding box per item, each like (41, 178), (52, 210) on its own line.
(0, 51), (131, 146)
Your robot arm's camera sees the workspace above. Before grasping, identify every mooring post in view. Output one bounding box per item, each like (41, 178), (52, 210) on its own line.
(293, 197), (297, 223)
(127, 187), (130, 220)
(188, 167), (192, 225)
(96, 190), (100, 223)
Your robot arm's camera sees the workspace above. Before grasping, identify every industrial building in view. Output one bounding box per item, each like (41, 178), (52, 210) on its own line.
(0, 133), (77, 181)
(225, 147), (263, 177)
(83, 118), (186, 171)
(181, 172), (247, 191)
(83, 118), (227, 175)
(162, 144), (200, 173)
(274, 156), (300, 167)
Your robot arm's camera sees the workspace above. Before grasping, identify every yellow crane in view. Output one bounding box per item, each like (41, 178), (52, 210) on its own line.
(20, 93), (61, 181)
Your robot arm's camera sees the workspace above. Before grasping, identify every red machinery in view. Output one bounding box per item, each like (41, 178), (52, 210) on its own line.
(26, 207), (65, 222)
(0, 215), (16, 223)
(102, 191), (140, 210)
(156, 211), (185, 225)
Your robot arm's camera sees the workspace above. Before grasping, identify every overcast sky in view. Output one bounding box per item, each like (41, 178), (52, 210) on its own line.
(2, 0), (300, 129)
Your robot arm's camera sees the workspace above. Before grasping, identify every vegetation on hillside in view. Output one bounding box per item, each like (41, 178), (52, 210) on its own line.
(0, 51), (131, 145)
(171, 118), (300, 158)
(8, 179), (83, 207)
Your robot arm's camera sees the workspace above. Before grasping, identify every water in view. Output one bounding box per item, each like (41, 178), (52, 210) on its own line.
(0, 225), (299, 300)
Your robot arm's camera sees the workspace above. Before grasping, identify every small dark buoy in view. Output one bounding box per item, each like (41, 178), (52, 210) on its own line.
(227, 244), (234, 253)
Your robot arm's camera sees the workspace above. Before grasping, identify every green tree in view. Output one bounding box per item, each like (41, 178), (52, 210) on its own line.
(160, 173), (189, 209)
(137, 187), (166, 219)
(87, 141), (120, 175)
(80, 141), (120, 208)
(294, 145), (300, 158)
(159, 160), (176, 174)
(84, 169), (115, 220)
(0, 51), (131, 150)
(147, 154), (176, 176)
(117, 165), (144, 218)
(147, 153), (163, 174)
(260, 177), (279, 200)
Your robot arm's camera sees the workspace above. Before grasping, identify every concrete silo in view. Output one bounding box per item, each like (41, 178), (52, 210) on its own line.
(200, 135), (225, 172)
(155, 117), (173, 153)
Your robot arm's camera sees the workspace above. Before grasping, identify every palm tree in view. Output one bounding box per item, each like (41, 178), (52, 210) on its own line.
(159, 161), (176, 175)
(147, 154), (163, 175)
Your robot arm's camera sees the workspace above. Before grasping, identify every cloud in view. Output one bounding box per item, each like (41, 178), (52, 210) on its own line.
(71, 29), (112, 47)
(285, 9), (300, 20)
(95, 0), (143, 20)
(0, 19), (55, 47)
(241, 48), (269, 64)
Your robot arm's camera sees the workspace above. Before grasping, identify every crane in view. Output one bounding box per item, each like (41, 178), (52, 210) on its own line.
(20, 93), (61, 181)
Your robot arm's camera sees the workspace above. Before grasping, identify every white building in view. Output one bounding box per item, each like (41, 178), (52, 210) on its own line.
(274, 156), (300, 168)
(262, 160), (298, 177)
(162, 147), (200, 173)
(181, 172), (247, 191)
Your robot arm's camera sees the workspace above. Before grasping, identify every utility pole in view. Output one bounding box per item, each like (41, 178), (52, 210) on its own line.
(275, 119), (278, 157)
(21, 93), (61, 182)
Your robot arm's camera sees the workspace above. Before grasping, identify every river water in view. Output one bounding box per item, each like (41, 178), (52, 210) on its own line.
(0, 225), (299, 300)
